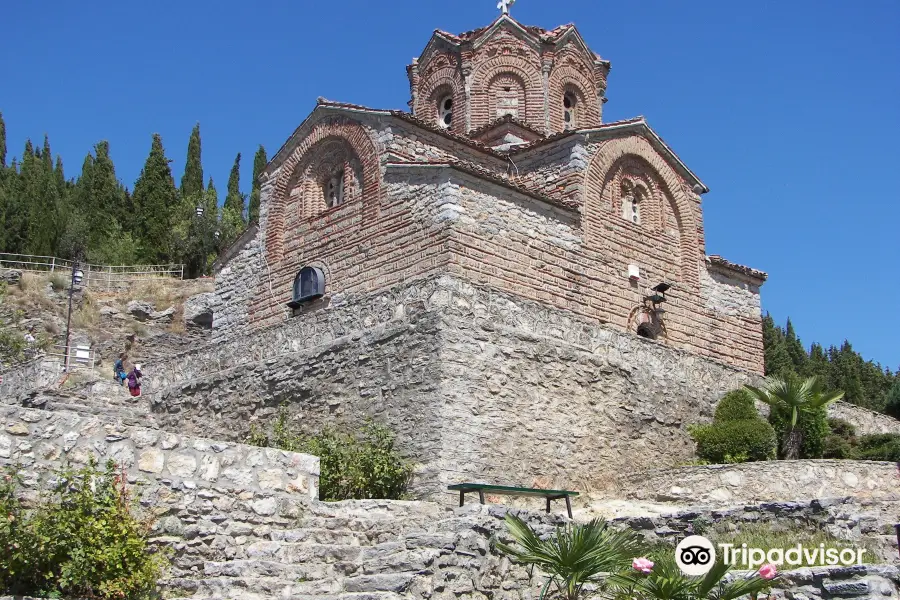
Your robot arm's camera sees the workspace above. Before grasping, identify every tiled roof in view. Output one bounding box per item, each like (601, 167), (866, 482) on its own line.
(505, 117), (647, 154)
(468, 114), (546, 138)
(707, 255), (768, 281)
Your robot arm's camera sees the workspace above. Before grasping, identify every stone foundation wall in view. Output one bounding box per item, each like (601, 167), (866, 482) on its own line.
(618, 460), (900, 505)
(0, 405), (320, 499)
(148, 276), (759, 498)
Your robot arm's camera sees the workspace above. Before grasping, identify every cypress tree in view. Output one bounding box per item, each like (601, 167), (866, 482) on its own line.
(784, 318), (808, 373)
(0, 111), (6, 168)
(761, 314), (793, 377)
(20, 140), (41, 254)
(132, 134), (177, 263)
(224, 152), (243, 217)
(4, 158), (27, 253)
(180, 123), (204, 200)
(204, 176), (218, 221)
(248, 145), (267, 224)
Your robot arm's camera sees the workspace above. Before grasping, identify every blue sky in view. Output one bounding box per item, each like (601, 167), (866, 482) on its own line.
(2, 0), (898, 368)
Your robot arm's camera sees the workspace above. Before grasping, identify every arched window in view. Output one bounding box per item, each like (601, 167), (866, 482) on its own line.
(325, 169), (344, 208)
(289, 266), (326, 308)
(563, 92), (577, 129)
(438, 95), (453, 129)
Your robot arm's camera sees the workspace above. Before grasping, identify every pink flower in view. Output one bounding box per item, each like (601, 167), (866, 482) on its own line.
(758, 563), (777, 580)
(632, 557), (654, 574)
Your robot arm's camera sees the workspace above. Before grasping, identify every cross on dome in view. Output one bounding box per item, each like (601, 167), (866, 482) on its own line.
(497, 0), (516, 16)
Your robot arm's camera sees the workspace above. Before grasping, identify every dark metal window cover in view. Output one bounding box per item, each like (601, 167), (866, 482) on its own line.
(288, 267), (325, 308)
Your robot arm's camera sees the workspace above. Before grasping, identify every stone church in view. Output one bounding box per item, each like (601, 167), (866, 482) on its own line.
(202, 10), (768, 495)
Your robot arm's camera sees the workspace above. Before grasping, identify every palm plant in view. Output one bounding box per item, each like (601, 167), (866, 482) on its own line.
(744, 376), (844, 459)
(494, 513), (644, 600)
(608, 555), (776, 600)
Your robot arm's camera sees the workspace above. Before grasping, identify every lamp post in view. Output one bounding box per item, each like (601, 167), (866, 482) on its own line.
(63, 263), (84, 372)
(195, 205), (204, 217)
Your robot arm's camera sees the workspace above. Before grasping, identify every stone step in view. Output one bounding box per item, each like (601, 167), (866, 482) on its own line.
(268, 526), (380, 546)
(201, 558), (346, 581)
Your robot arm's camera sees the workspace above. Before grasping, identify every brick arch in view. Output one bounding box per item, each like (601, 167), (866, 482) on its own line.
(548, 66), (600, 132)
(286, 137), (364, 220)
(266, 118), (382, 260)
(416, 64), (465, 133)
(470, 56), (543, 130)
(583, 137), (702, 290)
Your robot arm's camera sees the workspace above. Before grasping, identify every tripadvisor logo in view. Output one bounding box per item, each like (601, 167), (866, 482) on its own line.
(675, 535), (866, 575)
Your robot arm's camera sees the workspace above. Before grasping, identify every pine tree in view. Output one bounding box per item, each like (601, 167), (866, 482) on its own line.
(761, 314), (793, 377)
(204, 176), (218, 222)
(224, 152), (243, 217)
(0, 111), (6, 168)
(4, 158), (27, 253)
(784, 318), (808, 374)
(180, 123), (204, 200)
(20, 140), (41, 254)
(248, 145), (267, 224)
(132, 134), (178, 263)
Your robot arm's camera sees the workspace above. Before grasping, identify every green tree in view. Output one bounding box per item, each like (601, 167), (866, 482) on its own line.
(762, 314), (793, 377)
(248, 145), (267, 224)
(220, 152), (246, 245)
(884, 382), (900, 420)
(745, 375), (844, 460)
(4, 158), (28, 253)
(0, 111), (6, 168)
(20, 140), (41, 254)
(784, 318), (808, 374)
(179, 123), (204, 200)
(132, 134), (177, 263)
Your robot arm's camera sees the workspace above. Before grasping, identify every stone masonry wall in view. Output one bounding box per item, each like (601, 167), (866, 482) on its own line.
(230, 107), (765, 372)
(0, 404), (320, 500)
(213, 227), (264, 340)
(151, 275), (757, 498)
(618, 460), (900, 506)
(0, 357), (62, 400)
(830, 402), (900, 436)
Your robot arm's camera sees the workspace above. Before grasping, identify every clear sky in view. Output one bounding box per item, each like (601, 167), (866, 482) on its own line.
(1, 0), (898, 368)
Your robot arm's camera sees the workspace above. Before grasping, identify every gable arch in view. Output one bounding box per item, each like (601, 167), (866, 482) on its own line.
(583, 137), (702, 290)
(415, 55), (465, 132)
(548, 65), (600, 132)
(266, 117), (382, 261)
(470, 57), (543, 130)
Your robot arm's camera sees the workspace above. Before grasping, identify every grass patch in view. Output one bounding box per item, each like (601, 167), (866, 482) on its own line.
(72, 290), (100, 329)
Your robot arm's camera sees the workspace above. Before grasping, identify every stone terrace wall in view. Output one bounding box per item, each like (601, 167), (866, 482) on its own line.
(0, 405), (320, 499)
(831, 401), (900, 435)
(149, 276), (759, 498)
(213, 226), (264, 340)
(618, 460), (900, 505)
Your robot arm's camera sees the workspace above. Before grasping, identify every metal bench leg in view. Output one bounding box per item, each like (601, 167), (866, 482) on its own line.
(478, 490), (485, 504)
(565, 496), (573, 519)
(459, 490), (465, 507)
(546, 497), (551, 514)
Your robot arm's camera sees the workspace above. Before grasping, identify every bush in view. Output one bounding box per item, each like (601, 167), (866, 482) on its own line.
(713, 389), (760, 422)
(852, 433), (900, 461)
(769, 405), (829, 459)
(827, 418), (857, 442)
(247, 407), (413, 501)
(822, 434), (853, 459)
(48, 273), (68, 291)
(0, 460), (166, 599)
(691, 419), (777, 463)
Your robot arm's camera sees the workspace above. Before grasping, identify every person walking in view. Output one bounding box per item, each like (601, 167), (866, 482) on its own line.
(113, 353), (128, 386)
(126, 364), (143, 397)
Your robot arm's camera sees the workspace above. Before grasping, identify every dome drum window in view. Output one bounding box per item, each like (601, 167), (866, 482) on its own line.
(288, 266), (326, 309)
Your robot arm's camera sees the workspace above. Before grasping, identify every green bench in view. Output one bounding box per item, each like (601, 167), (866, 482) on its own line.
(448, 483), (579, 518)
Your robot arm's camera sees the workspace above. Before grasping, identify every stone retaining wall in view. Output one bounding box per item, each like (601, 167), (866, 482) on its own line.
(830, 401), (900, 436)
(0, 405), (319, 499)
(619, 460), (899, 505)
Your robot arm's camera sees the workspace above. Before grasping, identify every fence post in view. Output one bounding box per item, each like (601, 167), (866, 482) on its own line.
(107, 266), (112, 292)
(50, 257), (55, 273)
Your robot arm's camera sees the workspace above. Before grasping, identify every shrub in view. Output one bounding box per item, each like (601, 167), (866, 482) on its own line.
(827, 418), (857, 442)
(822, 434), (853, 459)
(713, 389), (760, 422)
(691, 420), (777, 463)
(0, 460), (166, 599)
(852, 433), (900, 461)
(885, 383), (900, 420)
(48, 273), (68, 291)
(769, 405), (829, 459)
(247, 407), (413, 501)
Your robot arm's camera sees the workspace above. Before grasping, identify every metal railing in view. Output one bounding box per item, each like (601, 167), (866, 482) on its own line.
(0, 253), (184, 288)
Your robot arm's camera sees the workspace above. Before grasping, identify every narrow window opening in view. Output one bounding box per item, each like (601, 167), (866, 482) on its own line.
(438, 95), (453, 129)
(325, 169), (344, 208)
(563, 92), (577, 129)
